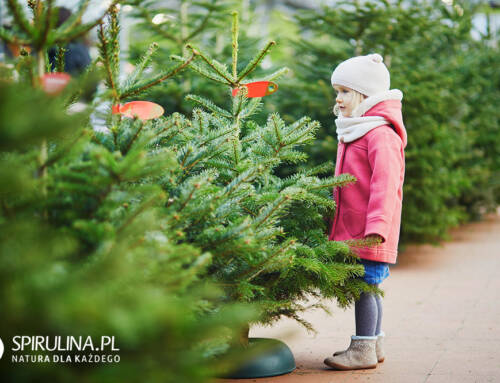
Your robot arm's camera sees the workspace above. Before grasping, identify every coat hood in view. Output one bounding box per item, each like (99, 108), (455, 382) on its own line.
(352, 89), (407, 148)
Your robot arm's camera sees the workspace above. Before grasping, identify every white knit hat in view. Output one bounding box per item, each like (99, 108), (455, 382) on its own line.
(331, 53), (390, 96)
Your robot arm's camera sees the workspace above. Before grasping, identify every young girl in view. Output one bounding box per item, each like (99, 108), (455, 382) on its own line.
(323, 53), (407, 370)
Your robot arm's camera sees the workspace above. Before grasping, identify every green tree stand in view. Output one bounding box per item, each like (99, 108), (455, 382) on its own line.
(225, 338), (295, 379)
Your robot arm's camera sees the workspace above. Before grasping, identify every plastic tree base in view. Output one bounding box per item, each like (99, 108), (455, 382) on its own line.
(224, 338), (296, 379)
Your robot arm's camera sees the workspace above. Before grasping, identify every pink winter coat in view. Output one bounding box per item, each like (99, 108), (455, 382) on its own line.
(328, 99), (407, 264)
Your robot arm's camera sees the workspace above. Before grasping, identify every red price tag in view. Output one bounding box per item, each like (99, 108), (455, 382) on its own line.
(41, 73), (71, 94)
(112, 101), (164, 120)
(111, 104), (121, 115)
(232, 81), (278, 98)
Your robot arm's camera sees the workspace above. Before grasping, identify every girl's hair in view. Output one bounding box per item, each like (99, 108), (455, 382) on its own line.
(332, 89), (366, 117)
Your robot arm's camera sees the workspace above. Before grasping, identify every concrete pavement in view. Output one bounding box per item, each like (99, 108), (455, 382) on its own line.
(220, 211), (500, 383)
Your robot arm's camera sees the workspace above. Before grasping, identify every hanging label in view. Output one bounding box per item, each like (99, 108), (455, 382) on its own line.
(113, 101), (164, 120)
(112, 104), (121, 114)
(41, 73), (71, 94)
(232, 81), (278, 98)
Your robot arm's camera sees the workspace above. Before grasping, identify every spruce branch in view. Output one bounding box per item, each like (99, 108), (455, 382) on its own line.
(121, 53), (196, 99)
(179, 184), (200, 212)
(33, 0), (44, 22)
(260, 67), (290, 82)
(245, 240), (296, 283)
(231, 11), (239, 80)
(55, 45), (67, 72)
(6, 0), (34, 38)
(271, 113), (283, 146)
(179, 146), (193, 169)
(240, 98), (262, 119)
(126, 42), (159, 85)
(185, 94), (233, 118)
(122, 121), (145, 156)
(301, 162), (335, 177)
(116, 193), (160, 236)
(35, 28), (48, 201)
(297, 191), (335, 209)
(282, 120), (319, 146)
(237, 41), (276, 83)
(308, 174), (357, 190)
(232, 91), (246, 119)
(172, 55), (230, 84)
(223, 167), (260, 197)
(288, 313), (315, 333)
(157, 123), (187, 146)
(0, 26), (28, 44)
(253, 193), (292, 229)
(275, 150), (308, 164)
(242, 248), (284, 282)
(109, 5), (121, 77)
(240, 204), (257, 217)
(35, 0), (55, 49)
(206, 217), (252, 248)
(182, 148), (224, 176)
(232, 138), (240, 165)
(44, 50), (51, 72)
(186, 44), (235, 85)
(42, 129), (88, 170)
(288, 115), (310, 132)
(97, 23), (118, 102)
(199, 127), (238, 147)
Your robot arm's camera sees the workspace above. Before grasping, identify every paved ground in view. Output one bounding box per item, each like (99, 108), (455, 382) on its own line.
(220, 211), (500, 383)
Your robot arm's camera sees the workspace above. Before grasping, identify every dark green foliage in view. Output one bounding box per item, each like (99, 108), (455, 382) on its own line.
(154, 12), (379, 332)
(270, 0), (499, 242)
(97, 5), (197, 106)
(0, 2), (255, 382)
(124, 0), (278, 121)
(456, 42), (500, 217)
(0, 79), (256, 383)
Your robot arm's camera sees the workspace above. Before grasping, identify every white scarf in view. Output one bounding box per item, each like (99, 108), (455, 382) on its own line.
(335, 89), (403, 143)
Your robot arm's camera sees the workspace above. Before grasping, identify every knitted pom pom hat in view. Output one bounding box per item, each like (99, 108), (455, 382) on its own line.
(331, 53), (390, 97)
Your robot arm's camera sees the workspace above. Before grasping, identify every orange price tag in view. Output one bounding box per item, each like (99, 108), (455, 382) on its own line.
(232, 81), (278, 98)
(41, 73), (71, 95)
(112, 101), (164, 120)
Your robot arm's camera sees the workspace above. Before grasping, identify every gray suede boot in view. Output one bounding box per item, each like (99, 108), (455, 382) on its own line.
(333, 332), (385, 363)
(324, 335), (377, 370)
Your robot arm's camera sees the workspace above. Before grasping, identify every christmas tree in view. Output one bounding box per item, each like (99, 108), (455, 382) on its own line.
(93, 4), (381, 341)
(153, 11), (380, 342)
(0, 2), (254, 382)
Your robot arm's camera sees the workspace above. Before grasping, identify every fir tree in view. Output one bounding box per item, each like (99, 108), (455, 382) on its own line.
(153, 11), (380, 342)
(0, 2), (254, 382)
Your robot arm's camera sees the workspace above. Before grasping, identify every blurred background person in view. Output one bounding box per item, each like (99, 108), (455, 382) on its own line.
(48, 6), (91, 75)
